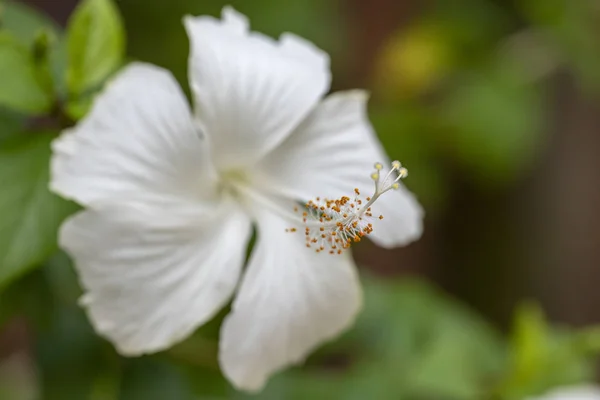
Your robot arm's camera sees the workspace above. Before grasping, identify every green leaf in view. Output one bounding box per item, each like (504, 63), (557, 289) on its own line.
(511, 302), (548, 379)
(0, 133), (77, 291)
(0, 33), (53, 114)
(66, 0), (125, 96)
(0, 1), (60, 46)
(497, 302), (597, 400)
(1, 1), (68, 100)
(31, 30), (57, 98)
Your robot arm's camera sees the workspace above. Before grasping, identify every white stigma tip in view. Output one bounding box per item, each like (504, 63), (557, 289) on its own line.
(398, 167), (408, 178)
(391, 183), (399, 190)
(374, 162), (383, 170)
(391, 160), (401, 169)
(371, 172), (379, 181)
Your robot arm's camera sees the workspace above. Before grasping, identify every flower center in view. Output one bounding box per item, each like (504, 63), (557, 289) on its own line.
(218, 169), (252, 199)
(287, 161), (409, 255)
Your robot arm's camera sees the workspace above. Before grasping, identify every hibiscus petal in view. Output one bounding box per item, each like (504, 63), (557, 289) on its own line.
(51, 62), (216, 208)
(255, 90), (424, 248)
(219, 203), (362, 392)
(60, 200), (252, 355)
(528, 385), (600, 400)
(184, 6), (330, 169)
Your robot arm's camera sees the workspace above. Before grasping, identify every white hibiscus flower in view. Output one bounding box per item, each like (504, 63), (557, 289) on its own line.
(50, 6), (423, 392)
(528, 385), (600, 400)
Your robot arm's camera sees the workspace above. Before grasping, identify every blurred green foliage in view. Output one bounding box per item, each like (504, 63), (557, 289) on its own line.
(438, 66), (545, 184)
(0, 0), (60, 44)
(1, 0), (600, 398)
(519, 0), (600, 92)
(496, 303), (600, 400)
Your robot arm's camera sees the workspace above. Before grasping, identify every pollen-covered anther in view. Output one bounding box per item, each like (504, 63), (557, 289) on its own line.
(288, 160), (410, 255)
